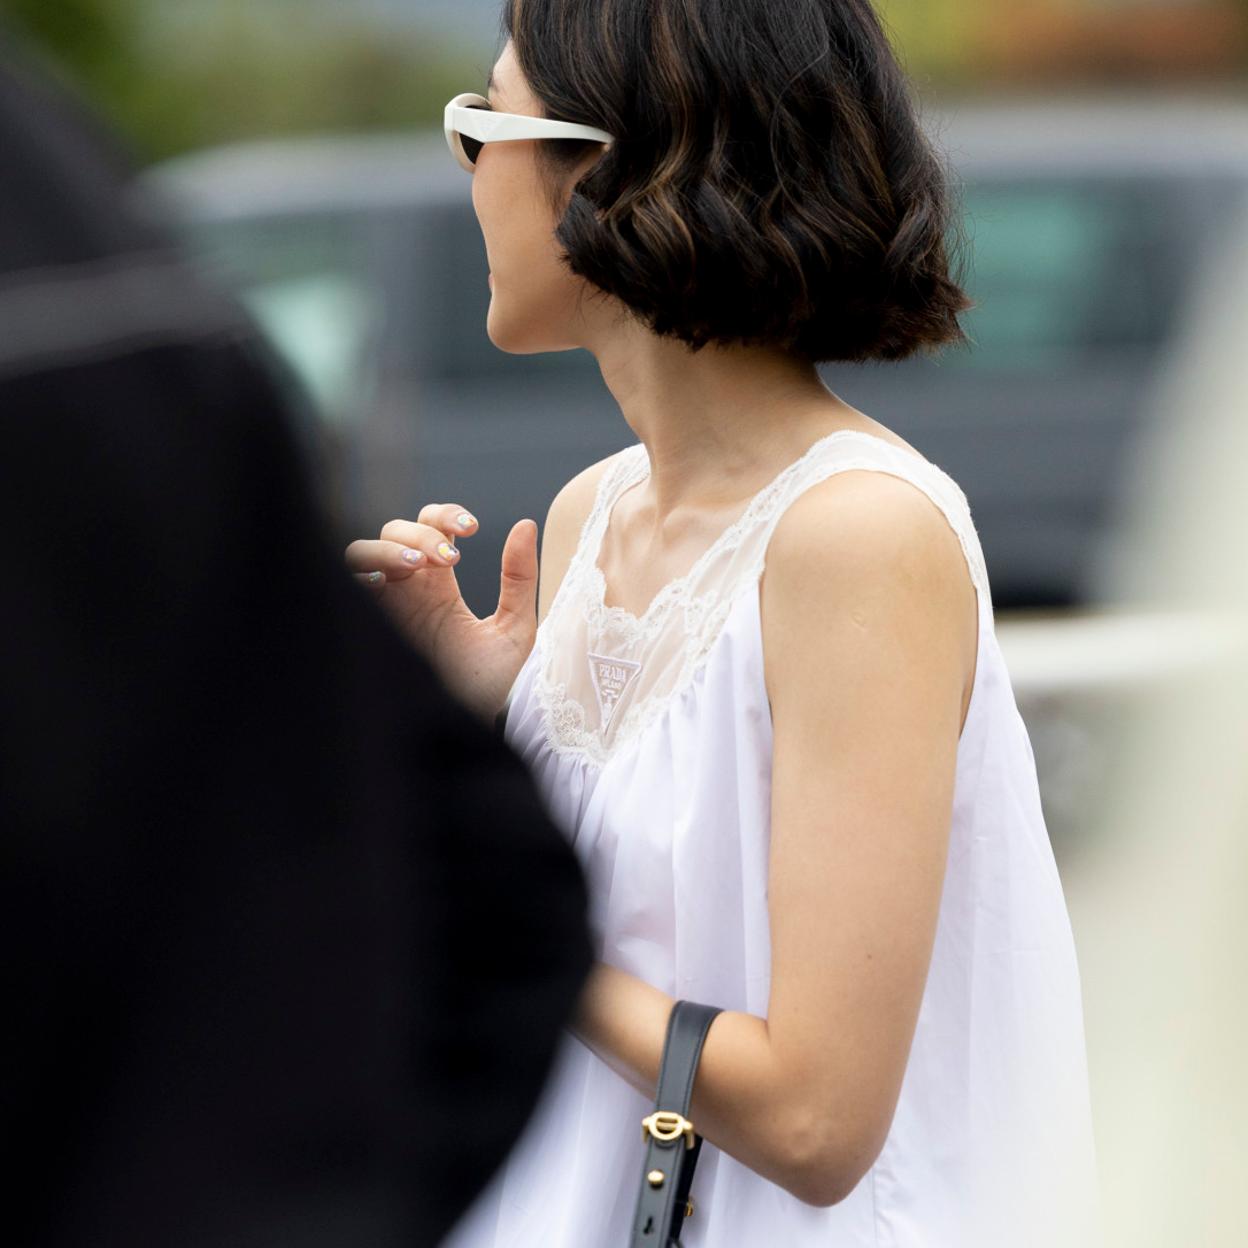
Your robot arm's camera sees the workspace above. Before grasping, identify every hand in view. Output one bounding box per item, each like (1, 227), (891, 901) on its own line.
(345, 505), (539, 725)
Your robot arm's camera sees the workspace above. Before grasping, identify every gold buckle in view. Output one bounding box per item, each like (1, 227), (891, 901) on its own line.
(641, 1110), (695, 1149)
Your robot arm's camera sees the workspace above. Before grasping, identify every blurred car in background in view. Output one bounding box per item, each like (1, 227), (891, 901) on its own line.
(142, 94), (1248, 853)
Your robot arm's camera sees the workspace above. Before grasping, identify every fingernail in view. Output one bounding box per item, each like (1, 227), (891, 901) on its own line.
(367, 570), (384, 584)
(401, 548), (425, 564)
(456, 512), (477, 529)
(437, 542), (458, 562)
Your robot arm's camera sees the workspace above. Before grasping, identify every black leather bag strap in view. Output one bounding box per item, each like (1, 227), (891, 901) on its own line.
(629, 1000), (723, 1247)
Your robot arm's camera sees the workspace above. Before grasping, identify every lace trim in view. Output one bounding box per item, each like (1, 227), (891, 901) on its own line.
(532, 434), (993, 767)
(528, 579), (757, 768)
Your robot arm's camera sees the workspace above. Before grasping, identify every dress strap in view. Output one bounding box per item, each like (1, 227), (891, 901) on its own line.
(545, 445), (645, 626)
(582, 447), (640, 541)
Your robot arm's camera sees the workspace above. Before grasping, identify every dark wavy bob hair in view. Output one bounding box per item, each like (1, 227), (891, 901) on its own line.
(500, 0), (973, 364)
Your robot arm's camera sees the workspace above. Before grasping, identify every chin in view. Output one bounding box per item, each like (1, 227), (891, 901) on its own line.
(486, 301), (576, 356)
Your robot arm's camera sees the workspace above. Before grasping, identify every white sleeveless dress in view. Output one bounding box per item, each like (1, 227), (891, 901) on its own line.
(440, 429), (1102, 1248)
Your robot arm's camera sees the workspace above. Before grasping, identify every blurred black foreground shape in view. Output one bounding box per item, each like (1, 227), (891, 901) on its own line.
(0, 35), (592, 1248)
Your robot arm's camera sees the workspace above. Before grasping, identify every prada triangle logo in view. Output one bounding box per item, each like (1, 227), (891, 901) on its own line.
(476, 112), (505, 139)
(587, 651), (643, 730)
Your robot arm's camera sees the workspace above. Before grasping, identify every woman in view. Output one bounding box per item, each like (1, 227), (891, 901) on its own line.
(346, 2), (1102, 1244)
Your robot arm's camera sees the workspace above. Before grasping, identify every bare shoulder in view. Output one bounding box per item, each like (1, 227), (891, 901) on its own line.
(537, 446), (631, 628)
(766, 466), (972, 589)
(760, 468), (980, 724)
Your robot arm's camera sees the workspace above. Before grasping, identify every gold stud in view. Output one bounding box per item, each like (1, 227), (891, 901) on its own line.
(647, 1169), (665, 1188)
(686, 1197), (695, 1218)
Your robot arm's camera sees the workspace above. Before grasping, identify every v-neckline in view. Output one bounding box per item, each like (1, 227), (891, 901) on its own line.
(588, 427), (929, 628)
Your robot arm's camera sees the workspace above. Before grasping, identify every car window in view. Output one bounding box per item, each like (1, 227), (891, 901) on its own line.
(238, 272), (373, 422)
(174, 213), (379, 425)
(949, 179), (1180, 371)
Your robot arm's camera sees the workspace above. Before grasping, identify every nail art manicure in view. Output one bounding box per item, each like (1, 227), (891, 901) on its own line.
(437, 542), (459, 562)
(401, 548), (425, 564)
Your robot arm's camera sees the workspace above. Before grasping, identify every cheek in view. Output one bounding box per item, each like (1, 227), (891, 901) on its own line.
(470, 168), (499, 242)
(472, 155), (562, 271)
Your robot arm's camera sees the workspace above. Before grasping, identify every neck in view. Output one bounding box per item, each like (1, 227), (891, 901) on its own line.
(589, 328), (861, 524)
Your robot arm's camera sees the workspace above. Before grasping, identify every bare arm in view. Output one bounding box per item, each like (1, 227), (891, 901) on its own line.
(568, 470), (979, 1206)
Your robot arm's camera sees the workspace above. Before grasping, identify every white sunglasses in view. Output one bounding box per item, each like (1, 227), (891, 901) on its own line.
(444, 92), (615, 173)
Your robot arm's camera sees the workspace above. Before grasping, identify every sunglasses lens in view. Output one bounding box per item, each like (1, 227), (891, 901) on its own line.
(456, 101), (491, 169)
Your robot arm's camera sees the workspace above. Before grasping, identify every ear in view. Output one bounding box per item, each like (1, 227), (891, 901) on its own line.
(568, 142), (612, 195)
(543, 143), (610, 218)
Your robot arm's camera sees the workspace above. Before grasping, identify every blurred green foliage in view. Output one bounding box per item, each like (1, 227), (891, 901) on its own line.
(4, 0), (136, 83)
(3, 0), (482, 162)
(5, 0), (1245, 163)
(878, 0), (1248, 86)
(877, 0), (988, 86)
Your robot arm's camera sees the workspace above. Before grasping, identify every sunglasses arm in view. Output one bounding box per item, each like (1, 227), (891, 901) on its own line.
(447, 102), (614, 149)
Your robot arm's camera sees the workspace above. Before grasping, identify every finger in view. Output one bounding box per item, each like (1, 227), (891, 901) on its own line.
(416, 503), (480, 541)
(495, 518), (539, 628)
(376, 520), (462, 567)
(345, 537), (426, 578)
